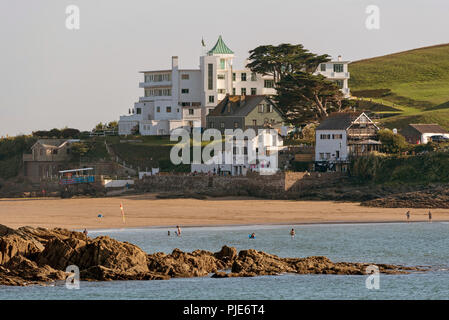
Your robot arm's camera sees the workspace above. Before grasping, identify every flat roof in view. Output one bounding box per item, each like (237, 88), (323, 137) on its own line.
(59, 168), (94, 173)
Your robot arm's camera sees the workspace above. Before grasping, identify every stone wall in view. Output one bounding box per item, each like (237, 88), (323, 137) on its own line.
(136, 171), (346, 198)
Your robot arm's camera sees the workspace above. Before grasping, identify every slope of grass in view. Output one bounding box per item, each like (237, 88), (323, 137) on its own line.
(349, 43), (449, 130)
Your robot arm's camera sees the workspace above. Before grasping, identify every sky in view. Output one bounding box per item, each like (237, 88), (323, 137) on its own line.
(0, 0), (448, 137)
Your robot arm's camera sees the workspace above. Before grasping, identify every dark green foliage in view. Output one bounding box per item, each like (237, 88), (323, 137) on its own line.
(378, 129), (408, 153)
(60, 128), (80, 138)
(351, 89), (392, 98)
(0, 135), (37, 179)
(351, 152), (449, 184)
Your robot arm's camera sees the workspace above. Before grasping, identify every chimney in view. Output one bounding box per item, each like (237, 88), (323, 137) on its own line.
(338, 55), (342, 61)
(172, 56), (179, 68)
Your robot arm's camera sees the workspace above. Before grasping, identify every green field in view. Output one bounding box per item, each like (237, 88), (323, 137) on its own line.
(349, 43), (449, 129)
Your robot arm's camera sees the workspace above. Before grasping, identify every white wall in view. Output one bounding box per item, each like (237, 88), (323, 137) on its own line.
(315, 130), (348, 161)
(421, 132), (449, 144)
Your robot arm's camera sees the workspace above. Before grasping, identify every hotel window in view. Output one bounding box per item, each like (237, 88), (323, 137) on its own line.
(241, 73), (247, 81)
(181, 74), (190, 80)
(232, 88), (236, 95)
(217, 74), (225, 80)
(181, 88), (189, 94)
(144, 75), (152, 82)
(166, 106), (171, 113)
(136, 108), (141, 114)
(241, 88), (246, 95)
(208, 64), (213, 90)
(232, 73), (236, 81)
(220, 59), (226, 69)
(333, 64), (344, 73)
(144, 89), (151, 97)
(218, 89), (226, 94)
(326, 153), (331, 159)
(320, 134), (331, 139)
(335, 80), (344, 89)
(264, 80), (274, 88)
(209, 96), (214, 103)
(251, 88), (257, 95)
(319, 153), (324, 160)
(253, 120), (257, 126)
(251, 73), (257, 81)
(220, 122), (225, 128)
(157, 107), (160, 112)
(320, 64), (326, 72)
(234, 122), (239, 128)
(332, 134), (343, 139)
(189, 109), (194, 115)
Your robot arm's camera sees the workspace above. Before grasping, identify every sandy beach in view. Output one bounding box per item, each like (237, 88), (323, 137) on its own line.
(0, 194), (447, 230)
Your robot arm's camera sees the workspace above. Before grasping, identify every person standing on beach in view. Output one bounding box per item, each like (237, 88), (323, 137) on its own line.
(428, 211), (432, 222)
(168, 231), (170, 236)
(83, 229), (88, 242)
(406, 211), (410, 222)
(177, 225), (181, 236)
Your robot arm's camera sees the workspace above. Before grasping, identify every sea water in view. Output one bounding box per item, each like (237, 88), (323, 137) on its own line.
(2, 222), (449, 299)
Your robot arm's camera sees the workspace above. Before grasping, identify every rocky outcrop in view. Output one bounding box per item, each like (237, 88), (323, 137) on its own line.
(0, 224), (427, 286)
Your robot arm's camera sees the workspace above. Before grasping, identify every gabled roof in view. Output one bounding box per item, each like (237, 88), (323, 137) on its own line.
(316, 112), (377, 131)
(408, 124), (448, 134)
(208, 36), (234, 55)
(208, 95), (279, 117)
(32, 139), (73, 150)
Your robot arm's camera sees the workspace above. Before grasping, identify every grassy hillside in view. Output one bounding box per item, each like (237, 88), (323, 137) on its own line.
(349, 43), (449, 129)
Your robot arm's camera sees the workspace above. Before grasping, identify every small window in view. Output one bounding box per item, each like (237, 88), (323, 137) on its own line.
(181, 74), (189, 80)
(217, 74), (225, 80)
(157, 107), (160, 112)
(189, 109), (194, 115)
(220, 59), (225, 69)
(234, 122), (239, 128)
(264, 80), (274, 88)
(251, 73), (257, 81)
(136, 108), (141, 114)
(258, 104), (264, 113)
(209, 96), (214, 103)
(251, 88), (257, 95)
(268, 104), (273, 112)
(241, 73), (247, 81)
(220, 122), (225, 128)
(232, 73), (236, 81)
(218, 89), (226, 94)
(232, 88), (236, 95)
(52, 149), (58, 155)
(253, 120), (257, 126)
(166, 106), (171, 113)
(241, 88), (246, 95)
(209, 122), (214, 128)
(334, 64), (344, 73)
(181, 89), (189, 94)
(319, 153), (324, 160)
(320, 64), (326, 72)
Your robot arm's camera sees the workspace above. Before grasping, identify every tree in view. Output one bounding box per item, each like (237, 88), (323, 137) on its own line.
(378, 129), (408, 154)
(107, 121), (118, 129)
(95, 122), (105, 131)
(61, 128), (80, 138)
(246, 43), (345, 126)
(274, 72), (344, 125)
(48, 128), (61, 138)
(70, 142), (90, 158)
(246, 44), (330, 84)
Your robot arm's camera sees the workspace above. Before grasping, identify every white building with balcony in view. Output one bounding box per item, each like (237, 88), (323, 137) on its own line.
(119, 36), (350, 135)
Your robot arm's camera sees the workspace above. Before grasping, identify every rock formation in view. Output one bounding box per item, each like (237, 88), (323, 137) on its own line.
(0, 225), (426, 286)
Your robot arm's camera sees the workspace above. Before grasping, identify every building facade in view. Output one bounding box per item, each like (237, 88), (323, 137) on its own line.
(119, 36), (350, 136)
(401, 124), (449, 144)
(314, 112), (380, 171)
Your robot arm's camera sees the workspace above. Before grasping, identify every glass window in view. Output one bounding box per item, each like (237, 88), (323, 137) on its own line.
(232, 73), (236, 81)
(335, 80), (344, 88)
(264, 80), (274, 88)
(234, 122), (239, 128)
(136, 108), (141, 114)
(189, 109), (194, 115)
(220, 59), (225, 69)
(251, 88), (257, 95)
(333, 64), (344, 73)
(209, 122), (214, 128)
(320, 64), (326, 72)
(232, 88), (236, 95)
(209, 96), (214, 103)
(181, 88), (189, 94)
(220, 122), (225, 128)
(241, 88), (246, 95)
(251, 73), (257, 81)
(208, 64), (213, 90)
(241, 73), (247, 81)
(181, 74), (189, 80)
(166, 106), (171, 113)
(157, 107), (160, 112)
(253, 120), (257, 126)
(258, 104), (264, 113)
(217, 74), (225, 80)
(218, 89), (226, 94)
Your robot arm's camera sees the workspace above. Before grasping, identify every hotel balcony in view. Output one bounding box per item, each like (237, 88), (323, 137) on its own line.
(316, 71), (350, 79)
(139, 81), (172, 88)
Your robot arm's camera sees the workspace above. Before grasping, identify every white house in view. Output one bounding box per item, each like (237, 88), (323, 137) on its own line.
(191, 129), (284, 176)
(119, 36), (351, 136)
(315, 112), (380, 170)
(401, 124), (449, 144)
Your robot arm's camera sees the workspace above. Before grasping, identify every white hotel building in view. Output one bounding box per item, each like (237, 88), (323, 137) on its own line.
(118, 36), (350, 136)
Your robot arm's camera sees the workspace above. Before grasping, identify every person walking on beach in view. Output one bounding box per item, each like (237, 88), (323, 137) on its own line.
(406, 211), (410, 222)
(428, 211), (432, 223)
(176, 225), (181, 236)
(290, 228), (296, 238)
(168, 231), (170, 236)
